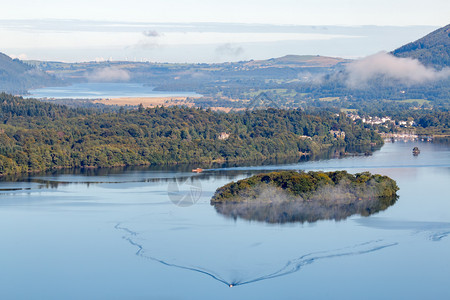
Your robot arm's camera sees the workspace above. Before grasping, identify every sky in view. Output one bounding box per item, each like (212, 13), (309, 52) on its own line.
(1, 0), (448, 62)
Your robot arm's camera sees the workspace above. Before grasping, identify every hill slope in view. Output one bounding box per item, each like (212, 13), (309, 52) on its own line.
(391, 24), (450, 69)
(0, 52), (62, 94)
(246, 55), (349, 68)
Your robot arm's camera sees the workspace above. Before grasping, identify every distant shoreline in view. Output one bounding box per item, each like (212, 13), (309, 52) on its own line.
(24, 82), (202, 100)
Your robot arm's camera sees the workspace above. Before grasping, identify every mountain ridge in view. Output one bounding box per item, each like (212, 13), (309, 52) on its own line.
(0, 52), (63, 94)
(391, 24), (450, 69)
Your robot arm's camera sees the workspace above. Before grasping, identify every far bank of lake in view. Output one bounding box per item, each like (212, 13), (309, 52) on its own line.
(26, 82), (202, 99)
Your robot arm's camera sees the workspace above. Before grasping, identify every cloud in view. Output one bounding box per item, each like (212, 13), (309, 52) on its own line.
(345, 52), (450, 88)
(86, 67), (130, 82)
(10, 53), (28, 60)
(176, 69), (208, 79)
(215, 43), (244, 57)
(134, 30), (163, 49)
(143, 30), (160, 37)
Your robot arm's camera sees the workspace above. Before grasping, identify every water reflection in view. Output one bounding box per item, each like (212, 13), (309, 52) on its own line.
(213, 196), (398, 224)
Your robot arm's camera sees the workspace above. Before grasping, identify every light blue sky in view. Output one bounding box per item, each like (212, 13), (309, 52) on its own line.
(1, 1), (448, 62)
(2, 0), (449, 25)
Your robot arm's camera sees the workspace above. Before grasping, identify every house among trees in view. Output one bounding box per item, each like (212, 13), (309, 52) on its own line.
(330, 130), (345, 139)
(218, 132), (230, 140)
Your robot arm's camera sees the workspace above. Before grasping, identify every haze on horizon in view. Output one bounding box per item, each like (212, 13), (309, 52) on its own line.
(1, 0), (448, 63)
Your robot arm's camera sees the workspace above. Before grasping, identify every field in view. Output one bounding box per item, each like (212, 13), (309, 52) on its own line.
(384, 99), (431, 106)
(398, 99), (431, 105)
(319, 97), (340, 102)
(93, 96), (198, 108)
(243, 88), (298, 98)
(340, 108), (357, 113)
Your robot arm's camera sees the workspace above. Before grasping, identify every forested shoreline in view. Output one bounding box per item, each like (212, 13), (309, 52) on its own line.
(0, 93), (382, 176)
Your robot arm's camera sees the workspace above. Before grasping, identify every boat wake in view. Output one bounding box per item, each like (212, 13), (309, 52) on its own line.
(115, 222), (397, 287)
(355, 218), (450, 242)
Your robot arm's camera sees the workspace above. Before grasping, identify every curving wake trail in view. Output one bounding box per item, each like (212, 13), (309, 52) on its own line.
(115, 222), (397, 287)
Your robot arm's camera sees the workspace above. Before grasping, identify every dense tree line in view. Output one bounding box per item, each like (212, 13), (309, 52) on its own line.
(290, 75), (450, 105)
(211, 170), (399, 223)
(211, 170), (399, 203)
(0, 94), (382, 175)
(300, 96), (450, 135)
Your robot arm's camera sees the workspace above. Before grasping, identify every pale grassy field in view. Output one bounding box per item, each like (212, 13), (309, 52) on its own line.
(93, 97), (249, 112)
(210, 107), (247, 113)
(319, 97), (340, 101)
(93, 97), (198, 108)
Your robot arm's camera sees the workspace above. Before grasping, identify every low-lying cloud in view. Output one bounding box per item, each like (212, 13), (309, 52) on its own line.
(346, 52), (450, 88)
(86, 67), (130, 82)
(215, 43), (244, 57)
(143, 30), (160, 37)
(135, 29), (163, 49)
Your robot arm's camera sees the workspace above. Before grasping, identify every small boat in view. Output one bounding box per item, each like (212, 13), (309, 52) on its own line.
(412, 147), (420, 156)
(192, 168), (203, 173)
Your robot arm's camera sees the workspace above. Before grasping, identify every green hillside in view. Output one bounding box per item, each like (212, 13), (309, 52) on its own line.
(391, 24), (450, 69)
(0, 52), (62, 94)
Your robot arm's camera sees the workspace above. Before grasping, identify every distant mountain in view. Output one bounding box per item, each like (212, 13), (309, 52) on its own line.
(391, 24), (450, 69)
(0, 52), (62, 94)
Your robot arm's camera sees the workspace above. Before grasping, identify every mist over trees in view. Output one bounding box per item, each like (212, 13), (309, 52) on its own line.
(211, 170), (399, 223)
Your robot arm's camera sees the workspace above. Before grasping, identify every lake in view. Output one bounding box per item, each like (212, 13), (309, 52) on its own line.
(0, 141), (449, 299)
(26, 82), (201, 99)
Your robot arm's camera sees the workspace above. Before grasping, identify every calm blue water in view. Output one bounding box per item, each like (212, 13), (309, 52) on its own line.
(0, 141), (449, 299)
(26, 82), (201, 99)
